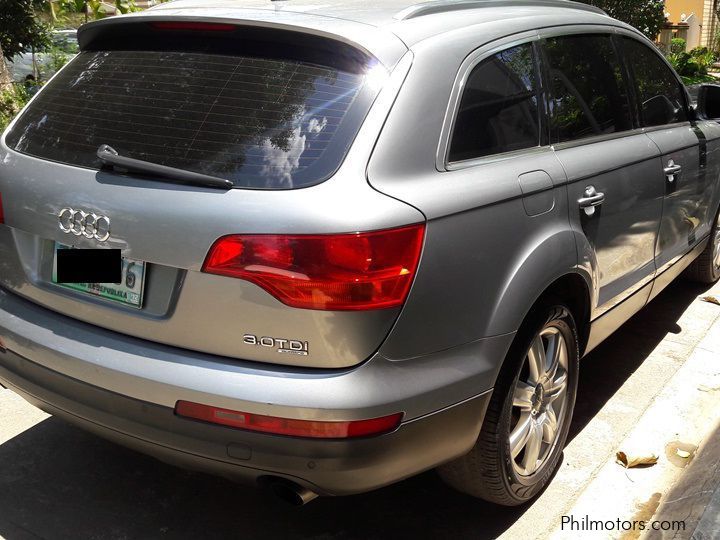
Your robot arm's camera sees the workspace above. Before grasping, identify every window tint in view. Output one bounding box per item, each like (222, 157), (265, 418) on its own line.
(544, 35), (633, 143)
(622, 38), (687, 127)
(6, 50), (372, 189)
(448, 43), (539, 162)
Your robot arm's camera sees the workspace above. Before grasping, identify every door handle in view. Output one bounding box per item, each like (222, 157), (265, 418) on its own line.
(664, 160), (682, 183)
(578, 186), (605, 217)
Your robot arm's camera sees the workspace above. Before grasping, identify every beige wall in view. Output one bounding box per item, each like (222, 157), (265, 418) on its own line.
(700, 0), (717, 47)
(665, 0), (704, 23)
(663, 0), (718, 48)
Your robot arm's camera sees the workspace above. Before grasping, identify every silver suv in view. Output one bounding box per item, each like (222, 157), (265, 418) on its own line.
(1, 0), (720, 507)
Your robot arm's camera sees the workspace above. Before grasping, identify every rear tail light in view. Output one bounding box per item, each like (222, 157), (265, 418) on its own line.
(202, 224), (425, 311)
(175, 401), (403, 439)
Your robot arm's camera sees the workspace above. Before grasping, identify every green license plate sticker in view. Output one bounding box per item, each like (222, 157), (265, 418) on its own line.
(52, 243), (146, 308)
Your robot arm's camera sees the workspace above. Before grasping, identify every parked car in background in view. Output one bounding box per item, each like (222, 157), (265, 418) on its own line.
(9, 30), (78, 82)
(1, 0), (720, 507)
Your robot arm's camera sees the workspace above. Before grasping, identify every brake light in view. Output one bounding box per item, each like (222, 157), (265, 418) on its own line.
(175, 401), (403, 439)
(202, 224), (425, 311)
(150, 21), (237, 32)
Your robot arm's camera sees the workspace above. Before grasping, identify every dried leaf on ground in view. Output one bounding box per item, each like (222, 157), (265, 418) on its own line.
(616, 451), (659, 468)
(699, 295), (720, 306)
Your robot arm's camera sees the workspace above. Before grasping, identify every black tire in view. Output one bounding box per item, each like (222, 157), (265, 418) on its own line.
(438, 301), (580, 505)
(685, 207), (720, 284)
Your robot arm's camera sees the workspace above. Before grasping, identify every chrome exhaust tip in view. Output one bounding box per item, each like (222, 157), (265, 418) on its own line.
(262, 477), (319, 506)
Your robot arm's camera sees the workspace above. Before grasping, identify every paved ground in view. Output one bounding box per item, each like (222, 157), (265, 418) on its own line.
(1, 278), (719, 540)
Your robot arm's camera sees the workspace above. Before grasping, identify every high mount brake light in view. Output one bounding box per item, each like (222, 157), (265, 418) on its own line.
(150, 22), (237, 32)
(202, 224), (425, 311)
(175, 401), (403, 439)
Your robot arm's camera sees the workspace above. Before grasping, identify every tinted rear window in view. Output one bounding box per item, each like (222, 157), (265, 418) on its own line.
(448, 43), (540, 162)
(6, 49), (373, 189)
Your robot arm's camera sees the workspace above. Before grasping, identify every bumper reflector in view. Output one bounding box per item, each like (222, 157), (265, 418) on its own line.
(175, 400), (403, 439)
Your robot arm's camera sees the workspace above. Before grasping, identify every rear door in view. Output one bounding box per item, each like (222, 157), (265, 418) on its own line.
(542, 31), (665, 317)
(619, 36), (712, 277)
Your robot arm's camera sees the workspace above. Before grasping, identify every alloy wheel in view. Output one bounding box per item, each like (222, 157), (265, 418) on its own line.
(509, 325), (569, 477)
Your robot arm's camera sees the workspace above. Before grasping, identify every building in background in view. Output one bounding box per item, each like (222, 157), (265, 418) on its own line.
(661, 0), (719, 50)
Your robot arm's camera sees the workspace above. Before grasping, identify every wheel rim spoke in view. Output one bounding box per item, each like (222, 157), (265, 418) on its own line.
(513, 381), (535, 410)
(542, 408), (558, 443)
(546, 373), (567, 403)
(545, 332), (561, 381)
(527, 335), (546, 384)
(510, 412), (533, 458)
(521, 422), (544, 474)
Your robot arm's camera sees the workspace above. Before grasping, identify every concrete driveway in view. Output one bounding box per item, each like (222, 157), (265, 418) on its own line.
(1, 278), (719, 540)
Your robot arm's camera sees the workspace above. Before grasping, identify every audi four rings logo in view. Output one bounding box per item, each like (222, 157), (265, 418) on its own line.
(58, 208), (111, 242)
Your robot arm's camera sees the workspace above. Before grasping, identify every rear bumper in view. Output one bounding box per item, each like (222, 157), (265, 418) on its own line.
(0, 350), (491, 495)
(0, 287), (512, 495)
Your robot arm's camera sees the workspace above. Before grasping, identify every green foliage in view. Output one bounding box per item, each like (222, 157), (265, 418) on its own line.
(0, 84), (30, 132)
(670, 38), (686, 55)
(0, 0), (51, 60)
(667, 46), (718, 78)
(115, 0), (142, 14)
(59, 0), (87, 12)
(579, 0), (665, 39)
(86, 0), (108, 19)
(46, 46), (70, 75)
(681, 73), (718, 85)
(27, 41), (74, 81)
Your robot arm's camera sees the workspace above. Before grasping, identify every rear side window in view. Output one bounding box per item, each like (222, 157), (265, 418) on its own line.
(448, 43), (540, 162)
(621, 37), (688, 127)
(5, 50), (372, 189)
(543, 34), (633, 143)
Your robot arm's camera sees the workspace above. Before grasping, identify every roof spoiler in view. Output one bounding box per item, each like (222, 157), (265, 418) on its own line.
(77, 13), (407, 69)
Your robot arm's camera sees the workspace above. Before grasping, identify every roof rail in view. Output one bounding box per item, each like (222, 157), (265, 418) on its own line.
(394, 0), (606, 20)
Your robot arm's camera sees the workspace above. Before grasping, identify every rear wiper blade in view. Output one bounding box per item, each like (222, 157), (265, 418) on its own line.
(97, 145), (234, 190)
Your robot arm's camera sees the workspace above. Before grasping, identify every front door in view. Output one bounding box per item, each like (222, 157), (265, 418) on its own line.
(541, 32), (665, 317)
(620, 36), (710, 275)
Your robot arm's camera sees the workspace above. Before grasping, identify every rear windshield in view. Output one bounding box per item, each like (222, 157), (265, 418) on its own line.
(5, 49), (373, 189)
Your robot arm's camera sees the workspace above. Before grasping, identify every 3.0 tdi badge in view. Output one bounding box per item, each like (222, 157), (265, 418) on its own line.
(243, 334), (309, 356)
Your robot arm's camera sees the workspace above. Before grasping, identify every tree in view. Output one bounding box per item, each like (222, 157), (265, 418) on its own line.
(0, 43), (11, 89)
(579, 0), (666, 40)
(0, 0), (50, 61)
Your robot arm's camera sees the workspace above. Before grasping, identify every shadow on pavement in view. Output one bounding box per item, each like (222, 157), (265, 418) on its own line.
(568, 279), (711, 442)
(0, 280), (712, 540)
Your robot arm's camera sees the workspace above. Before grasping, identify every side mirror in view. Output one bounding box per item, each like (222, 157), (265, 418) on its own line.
(696, 84), (720, 120)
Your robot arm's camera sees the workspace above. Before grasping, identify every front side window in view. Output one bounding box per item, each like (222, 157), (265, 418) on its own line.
(621, 37), (688, 127)
(448, 43), (540, 162)
(544, 34), (633, 143)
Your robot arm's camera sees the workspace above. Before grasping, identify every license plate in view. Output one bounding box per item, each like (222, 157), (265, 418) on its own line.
(52, 243), (146, 308)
